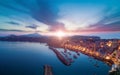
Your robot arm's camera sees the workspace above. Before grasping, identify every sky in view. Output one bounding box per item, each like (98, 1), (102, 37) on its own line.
(0, 0), (120, 38)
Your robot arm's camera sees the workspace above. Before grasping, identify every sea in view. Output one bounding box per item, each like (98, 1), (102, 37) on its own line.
(0, 41), (111, 75)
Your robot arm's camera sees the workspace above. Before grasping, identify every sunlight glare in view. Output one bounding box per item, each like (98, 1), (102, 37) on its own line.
(56, 31), (65, 38)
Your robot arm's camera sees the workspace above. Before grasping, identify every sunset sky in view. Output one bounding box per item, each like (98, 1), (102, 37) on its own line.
(0, 0), (120, 37)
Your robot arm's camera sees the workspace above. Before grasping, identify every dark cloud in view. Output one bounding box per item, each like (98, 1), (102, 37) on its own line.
(48, 23), (65, 31)
(5, 21), (20, 25)
(32, 0), (58, 25)
(0, 29), (25, 32)
(26, 24), (39, 29)
(15, 0), (65, 30)
(0, 0), (65, 31)
(30, 0), (66, 31)
(0, 1), (28, 14)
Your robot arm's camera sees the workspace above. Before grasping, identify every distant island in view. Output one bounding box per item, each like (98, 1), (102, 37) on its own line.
(0, 33), (102, 44)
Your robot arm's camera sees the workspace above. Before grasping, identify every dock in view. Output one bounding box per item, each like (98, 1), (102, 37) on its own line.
(44, 65), (53, 75)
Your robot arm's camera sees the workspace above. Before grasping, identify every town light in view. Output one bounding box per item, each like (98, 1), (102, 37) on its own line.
(105, 56), (110, 60)
(106, 41), (112, 47)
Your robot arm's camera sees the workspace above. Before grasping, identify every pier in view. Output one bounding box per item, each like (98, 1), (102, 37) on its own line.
(49, 46), (71, 66)
(44, 65), (53, 75)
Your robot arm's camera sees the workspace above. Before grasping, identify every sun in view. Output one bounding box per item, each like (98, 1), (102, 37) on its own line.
(56, 31), (65, 38)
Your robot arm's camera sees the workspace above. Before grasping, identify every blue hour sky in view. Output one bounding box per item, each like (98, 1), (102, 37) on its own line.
(0, 0), (120, 37)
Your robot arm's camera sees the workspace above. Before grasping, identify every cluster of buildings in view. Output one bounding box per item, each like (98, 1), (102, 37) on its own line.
(62, 38), (120, 63)
(47, 36), (120, 66)
(47, 36), (120, 74)
(59, 36), (120, 74)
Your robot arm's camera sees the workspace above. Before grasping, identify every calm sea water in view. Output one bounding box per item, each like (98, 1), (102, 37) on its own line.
(0, 41), (110, 75)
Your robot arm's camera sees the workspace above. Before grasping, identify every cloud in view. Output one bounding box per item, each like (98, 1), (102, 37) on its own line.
(16, 0), (65, 30)
(0, 0), (120, 33)
(26, 24), (39, 29)
(0, 0), (65, 31)
(0, 29), (25, 32)
(0, 0), (28, 14)
(5, 21), (20, 25)
(0, 28), (43, 33)
(48, 23), (65, 31)
(30, 0), (65, 30)
(87, 8), (120, 32)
